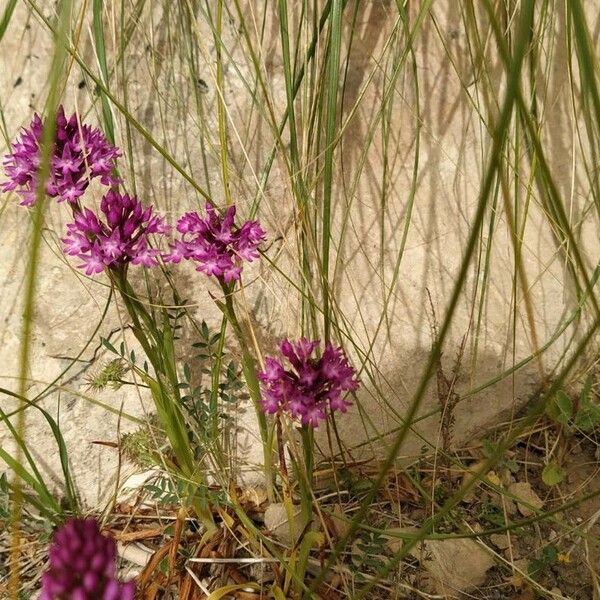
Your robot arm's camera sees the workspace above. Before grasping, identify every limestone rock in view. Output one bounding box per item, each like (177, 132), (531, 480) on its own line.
(329, 503), (352, 539)
(508, 482), (544, 517)
(408, 538), (495, 596)
(383, 526), (419, 554)
(264, 503), (306, 546)
(490, 533), (510, 550)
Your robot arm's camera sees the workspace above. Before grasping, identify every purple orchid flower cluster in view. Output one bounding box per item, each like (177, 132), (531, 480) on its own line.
(1, 107), (120, 206)
(164, 203), (265, 283)
(40, 518), (135, 600)
(258, 338), (359, 427)
(63, 190), (171, 275)
(1, 107), (263, 282)
(2, 108), (360, 428)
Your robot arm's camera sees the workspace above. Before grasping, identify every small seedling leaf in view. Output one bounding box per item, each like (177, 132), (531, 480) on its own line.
(542, 544), (558, 563)
(546, 391), (572, 427)
(542, 462), (565, 486)
(574, 385), (600, 432)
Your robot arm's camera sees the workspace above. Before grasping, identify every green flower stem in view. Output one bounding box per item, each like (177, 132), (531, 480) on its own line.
(220, 285), (275, 500)
(277, 416), (308, 545)
(210, 316), (228, 448)
(299, 425), (314, 484)
(113, 275), (155, 358)
(298, 425), (314, 528)
(112, 270), (215, 532)
(187, 310), (227, 473)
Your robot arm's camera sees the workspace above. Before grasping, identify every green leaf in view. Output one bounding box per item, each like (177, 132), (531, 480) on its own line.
(297, 531), (325, 585)
(542, 544), (558, 563)
(159, 556), (169, 575)
(574, 394), (600, 432)
(542, 462), (565, 486)
(505, 457), (520, 474)
(546, 391), (572, 426)
(580, 375), (593, 403)
(101, 336), (118, 355)
(206, 584), (260, 600)
(0, 398), (67, 517)
(528, 558), (545, 578)
(0, 0), (17, 43)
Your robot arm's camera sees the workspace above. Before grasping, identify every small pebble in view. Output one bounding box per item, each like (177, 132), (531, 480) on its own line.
(197, 78), (209, 94)
(490, 533), (510, 549)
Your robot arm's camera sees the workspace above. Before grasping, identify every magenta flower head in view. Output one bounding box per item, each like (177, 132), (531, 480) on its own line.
(63, 189), (170, 275)
(258, 338), (359, 427)
(40, 518), (136, 600)
(164, 203), (265, 283)
(1, 106), (120, 206)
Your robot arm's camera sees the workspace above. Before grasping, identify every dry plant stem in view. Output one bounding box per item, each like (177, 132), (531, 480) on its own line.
(112, 270), (216, 532)
(436, 343), (464, 473)
(427, 290), (461, 472)
(168, 506), (187, 583)
(220, 285), (275, 501)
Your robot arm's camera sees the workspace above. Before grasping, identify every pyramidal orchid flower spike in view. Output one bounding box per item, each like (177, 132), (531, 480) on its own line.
(164, 203), (265, 283)
(40, 518), (136, 600)
(258, 338), (359, 427)
(1, 106), (120, 206)
(63, 189), (170, 275)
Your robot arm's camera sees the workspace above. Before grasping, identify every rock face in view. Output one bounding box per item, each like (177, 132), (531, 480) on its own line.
(1, 2), (599, 507)
(408, 538), (495, 596)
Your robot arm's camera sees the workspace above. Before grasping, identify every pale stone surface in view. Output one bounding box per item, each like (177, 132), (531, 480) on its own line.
(263, 503), (306, 547)
(0, 1), (599, 508)
(383, 526), (419, 555)
(408, 537), (495, 596)
(490, 533), (511, 550)
(508, 481), (545, 517)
